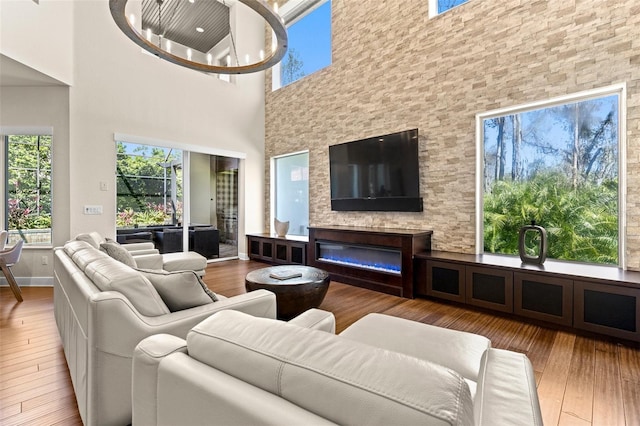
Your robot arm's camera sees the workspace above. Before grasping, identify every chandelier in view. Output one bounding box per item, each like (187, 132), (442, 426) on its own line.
(109, 0), (288, 74)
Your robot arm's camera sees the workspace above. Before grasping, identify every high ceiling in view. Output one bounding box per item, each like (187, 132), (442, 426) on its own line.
(142, 0), (230, 54)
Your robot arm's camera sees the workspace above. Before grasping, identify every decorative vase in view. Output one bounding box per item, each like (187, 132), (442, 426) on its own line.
(518, 221), (547, 265)
(274, 218), (289, 237)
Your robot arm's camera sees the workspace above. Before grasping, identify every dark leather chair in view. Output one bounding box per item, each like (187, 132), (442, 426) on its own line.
(189, 227), (219, 259)
(155, 228), (183, 253)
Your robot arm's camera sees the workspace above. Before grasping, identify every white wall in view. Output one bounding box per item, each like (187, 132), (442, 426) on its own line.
(0, 0), (74, 85)
(1, 0), (267, 277)
(0, 86), (71, 283)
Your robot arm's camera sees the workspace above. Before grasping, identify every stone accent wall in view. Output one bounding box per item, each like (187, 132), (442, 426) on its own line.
(265, 0), (640, 269)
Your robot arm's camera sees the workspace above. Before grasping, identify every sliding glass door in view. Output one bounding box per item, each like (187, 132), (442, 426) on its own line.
(116, 140), (239, 260)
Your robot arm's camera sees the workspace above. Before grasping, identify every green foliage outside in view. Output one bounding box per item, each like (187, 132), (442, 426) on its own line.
(484, 172), (618, 264)
(6, 135), (52, 243)
(116, 142), (182, 228)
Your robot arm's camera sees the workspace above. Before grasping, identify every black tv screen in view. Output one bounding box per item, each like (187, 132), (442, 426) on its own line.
(329, 129), (423, 212)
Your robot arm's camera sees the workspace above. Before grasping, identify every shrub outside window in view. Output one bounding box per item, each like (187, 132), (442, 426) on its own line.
(478, 87), (623, 266)
(4, 134), (53, 245)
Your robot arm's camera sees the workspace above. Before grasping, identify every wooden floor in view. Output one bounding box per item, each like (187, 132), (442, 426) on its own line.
(1, 259), (640, 425)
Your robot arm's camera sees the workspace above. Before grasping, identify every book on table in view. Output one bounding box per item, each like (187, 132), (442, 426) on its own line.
(269, 270), (303, 280)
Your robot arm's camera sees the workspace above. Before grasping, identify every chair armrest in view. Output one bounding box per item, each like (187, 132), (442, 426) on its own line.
(124, 242), (157, 252)
(474, 348), (543, 426)
(288, 309), (335, 333)
(132, 253), (164, 270)
(133, 334), (187, 426)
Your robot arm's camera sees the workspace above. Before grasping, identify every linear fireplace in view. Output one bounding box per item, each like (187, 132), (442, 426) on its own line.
(317, 241), (402, 275)
(308, 226), (432, 298)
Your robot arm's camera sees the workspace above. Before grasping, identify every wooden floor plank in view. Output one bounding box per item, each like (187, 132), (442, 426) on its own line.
(621, 379), (640, 426)
(537, 331), (577, 426)
(592, 341), (626, 426)
(561, 336), (596, 424)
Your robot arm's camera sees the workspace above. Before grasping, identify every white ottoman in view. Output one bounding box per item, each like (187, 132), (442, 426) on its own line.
(162, 251), (207, 276)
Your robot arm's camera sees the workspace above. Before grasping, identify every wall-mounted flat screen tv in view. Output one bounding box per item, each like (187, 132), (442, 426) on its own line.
(329, 128), (423, 212)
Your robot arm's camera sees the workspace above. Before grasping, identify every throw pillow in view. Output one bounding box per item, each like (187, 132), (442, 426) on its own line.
(135, 268), (218, 312)
(100, 241), (137, 268)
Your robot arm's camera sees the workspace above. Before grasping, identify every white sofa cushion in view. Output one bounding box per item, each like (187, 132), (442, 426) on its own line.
(136, 268), (218, 312)
(186, 310), (474, 426)
(75, 231), (107, 249)
(340, 313), (491, 384)
(64, 241), (170, 317)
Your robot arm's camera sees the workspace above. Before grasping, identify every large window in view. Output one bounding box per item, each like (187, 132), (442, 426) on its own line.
(116, 142), (183, 228)
(273, 0), (332, 89)
(273, 152), (309, 236)
(478, 86), (624, 266)
(4, 134), (52, 245)
(429, 0), (469, 17)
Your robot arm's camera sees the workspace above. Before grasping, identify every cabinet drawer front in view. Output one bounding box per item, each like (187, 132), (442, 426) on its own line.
(466, 266), (513, 313)
(426, 261), (465, 302)
(574, 280), (640, 341)
(514, 273), (573, 326)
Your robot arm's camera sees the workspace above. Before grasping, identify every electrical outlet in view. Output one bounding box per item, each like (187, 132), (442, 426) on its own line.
(83, 205), (103, 215)
(100, 181), (109, 191)
(41, 255), (48, 265)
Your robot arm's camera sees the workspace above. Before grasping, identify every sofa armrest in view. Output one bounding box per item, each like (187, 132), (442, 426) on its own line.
(133, 334), (187, 426)
(124, 242), (157, 253)
(132, 253), (164, 270)
(288, 309), (336, 333)
(89, 289), (277, 356)
(474, 348), (542, 426)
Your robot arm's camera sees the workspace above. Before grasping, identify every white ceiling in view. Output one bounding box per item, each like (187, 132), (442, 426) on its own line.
(0, 54), (67, 87)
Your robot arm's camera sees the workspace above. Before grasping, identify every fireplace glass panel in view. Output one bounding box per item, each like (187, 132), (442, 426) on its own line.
(316, 241), (401, 274)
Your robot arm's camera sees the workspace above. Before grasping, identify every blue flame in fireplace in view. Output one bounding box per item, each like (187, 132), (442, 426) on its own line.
(318, 254), (401, 275)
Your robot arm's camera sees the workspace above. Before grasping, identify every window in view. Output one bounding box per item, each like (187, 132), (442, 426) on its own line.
(429, 0), (469, 17)
(477, 86), (624, 266)
(273, 0), (332, 89)
(272, 152), (309, 236)
(116, 142), (183, 230)
(4, 134), (52, 245)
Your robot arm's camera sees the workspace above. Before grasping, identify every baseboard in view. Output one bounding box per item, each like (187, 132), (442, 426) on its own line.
(0, 277), (54, 287)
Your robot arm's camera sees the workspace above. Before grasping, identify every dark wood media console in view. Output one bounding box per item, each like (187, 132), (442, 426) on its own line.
(308, 226), (432, 298)
(415, 251), (640, 342)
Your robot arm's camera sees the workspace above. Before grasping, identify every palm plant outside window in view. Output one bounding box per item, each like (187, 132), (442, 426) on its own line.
(480, 89), (621, 265)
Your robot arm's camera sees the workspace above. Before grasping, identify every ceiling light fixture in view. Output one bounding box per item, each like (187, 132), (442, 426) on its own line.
(109, 0), (287, 74)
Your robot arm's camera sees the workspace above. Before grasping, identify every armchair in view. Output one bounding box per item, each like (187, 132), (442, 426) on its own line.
(0, 239), (24, 302)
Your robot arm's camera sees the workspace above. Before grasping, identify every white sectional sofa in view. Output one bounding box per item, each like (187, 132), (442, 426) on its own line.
(133, 310), (543, 426)
(53, 237), (277, 426)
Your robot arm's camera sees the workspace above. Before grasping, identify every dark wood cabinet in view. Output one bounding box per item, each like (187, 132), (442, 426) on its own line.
(425, 260), (466, 303)
(574, 280), (639, 341)
(514, 272), (573, 326)
(247, 234), (307, 266)
(415, 251), (640, 342)
(466, 266), (513, 313)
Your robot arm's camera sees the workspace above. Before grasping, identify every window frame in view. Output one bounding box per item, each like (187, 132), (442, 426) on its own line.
(429, 0), (470, 18)
(475, 83), (627, 268)
(3, 128), (54, 247)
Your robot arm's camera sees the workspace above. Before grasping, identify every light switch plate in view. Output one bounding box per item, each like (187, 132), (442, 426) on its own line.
(83, 205), (103, 215)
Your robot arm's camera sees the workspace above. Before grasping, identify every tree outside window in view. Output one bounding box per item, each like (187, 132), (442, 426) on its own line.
(481, 92), (620, 265)
(5, 134), (52, 245)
